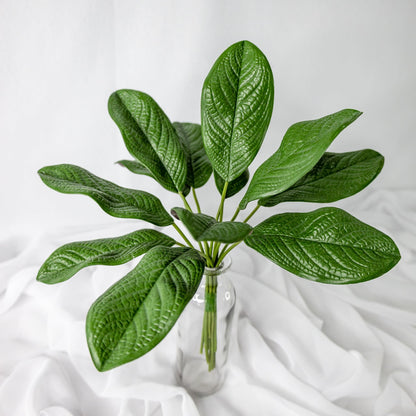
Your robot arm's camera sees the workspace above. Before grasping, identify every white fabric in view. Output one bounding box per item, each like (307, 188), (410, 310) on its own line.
(2, 1), (416, 413)
(1, 190), (415, 415)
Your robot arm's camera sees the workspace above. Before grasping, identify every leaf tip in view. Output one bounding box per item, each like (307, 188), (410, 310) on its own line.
(346, 108), (363, 121)
(35, 271), (44, 283)
(170, 208), (180, 220)
(37, 167), (47, 177)
(239, 198), (248, 210)
(35, 269), (55, 285)
(115, 160), (126, 168)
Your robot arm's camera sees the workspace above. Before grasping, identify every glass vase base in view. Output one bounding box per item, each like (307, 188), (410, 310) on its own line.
(175, 353), (225, 396)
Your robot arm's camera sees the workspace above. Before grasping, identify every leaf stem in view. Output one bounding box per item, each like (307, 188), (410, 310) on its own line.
(243, 204), (260, 223)
(174, 240), (187, 248)
(179, 191), (193, 212)
(192, 187), (202, 213)
(217, 240), (242, 265)
(172, 223), (195, 249)
(211, 241), (222, 265)
(201, 273), (217, 371)
(179, 190), (208, 258)
(216, 182), (229, 222)
(230, 207), (240, 222)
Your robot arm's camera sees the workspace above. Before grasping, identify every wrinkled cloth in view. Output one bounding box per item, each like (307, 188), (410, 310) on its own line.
(1, 190), (415, 416)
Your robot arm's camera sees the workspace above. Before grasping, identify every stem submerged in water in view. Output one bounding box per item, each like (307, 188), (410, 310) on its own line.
(200, 274), (218, 371)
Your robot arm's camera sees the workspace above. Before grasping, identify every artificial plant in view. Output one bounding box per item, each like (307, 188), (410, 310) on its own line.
(37, 40), (400, 372)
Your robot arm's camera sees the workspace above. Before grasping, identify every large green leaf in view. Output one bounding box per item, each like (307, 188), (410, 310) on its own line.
(37, 229), (175, 284)
(214, 169), (249, 198)
(108, 89), (187, 193)
(116, 159), (191, 196)
(38, 164), (173, 226)
(259, 150), (384, 206)
(171, 207), (252, 243)
(240, 109), (362, 209)
(201, 40), (274, 182)
(86, 246), (205, 371)
(245, 207), (400, 284)
(173, 122), (212, 189)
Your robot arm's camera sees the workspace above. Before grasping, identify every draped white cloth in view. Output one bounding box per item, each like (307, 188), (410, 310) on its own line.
(1, 190), (415, 416)
(2, 1), (416, 414)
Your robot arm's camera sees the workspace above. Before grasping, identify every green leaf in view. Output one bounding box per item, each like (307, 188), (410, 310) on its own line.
(116, 159), (155, 178)
(108, 89), (187, 193)
(240, 109), (362, 209)
(38, 164), (173, 226)
(171, 207), (252, 243)
(214, 169), (249, 198)
(37, 229), (175, 284)
(201, 40), (274, 182)
(173, 122), (212, 189)
(245, 207), (400, 284)
(86, 246), (205, 371)
(259, 150), (384, 206)
(116, 159), (191, 196)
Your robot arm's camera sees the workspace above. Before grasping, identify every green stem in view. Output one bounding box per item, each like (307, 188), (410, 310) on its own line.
(172, 223), (195, 249)
(211, 241), (222, 266)
(217, 240), (242, 266)
(201, 273), (218, 371)
(208, 241), (215, 259)
(230, 206), (240, 222)
(203, 241), (212, 264)
(243, 204), (260, 223)
(179, 190), (210, 261)
(179, 191), (193, 212)
(192, 187), (202, 213)
(174, 240), (187, 248)
(216, 182), (229, 221)
(205, 250), (214, 267)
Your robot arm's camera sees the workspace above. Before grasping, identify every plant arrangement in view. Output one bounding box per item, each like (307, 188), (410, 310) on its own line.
(37, 40), (400, 374)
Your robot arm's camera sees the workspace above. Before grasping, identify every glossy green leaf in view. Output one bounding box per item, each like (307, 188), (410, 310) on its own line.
(240, 109), (362, 209)
(116, 159), (191, 196)
(37, 229), (175, 284)
(201, 40), (274, 182)
(214, 169), (249, 198)
(108, 89), (187, 193)
(86, 246), (205, 371)
(38, 164), (173, 226)
(245, 207), (400, 284)
(171, 207), (252, 243)
(173, 122), (212, 189)
(116, 159), (155, 178)
(259, 150), (384, 206)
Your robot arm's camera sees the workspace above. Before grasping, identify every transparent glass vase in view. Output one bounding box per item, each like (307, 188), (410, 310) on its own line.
(175, 256), (235, 396)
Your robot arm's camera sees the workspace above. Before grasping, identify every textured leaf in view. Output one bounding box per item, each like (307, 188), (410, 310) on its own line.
(173, 122), (212, 189)
(116, 159), (191, 196)
(259, 150), (384, 206)
(116, 159), (155, 178)
(197, 221), (252, 243)
(245, 207), (400, 284)
(214, 169), (249, 198)
(240, 109), (362, 209)
(38, 164), (173, 226)
(108, 89), (187, 193)
(37, 229), (175, 284)
(86, 246), (205, 371)
(171, 207), (252, 243)
(201, 40), (274, 182)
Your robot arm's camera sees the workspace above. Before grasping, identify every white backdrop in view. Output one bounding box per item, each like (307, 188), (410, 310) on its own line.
(1, 2), (416, 416)
(1, 0), (415, 235)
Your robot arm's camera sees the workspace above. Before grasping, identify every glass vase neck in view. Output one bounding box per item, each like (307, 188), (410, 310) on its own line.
(204, 256), (232, 277)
